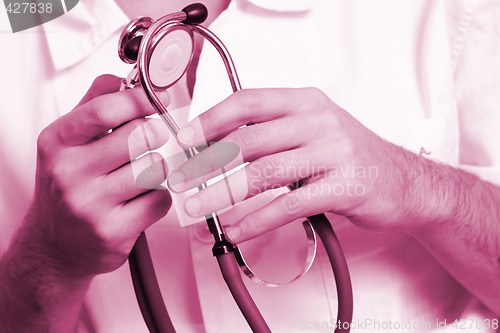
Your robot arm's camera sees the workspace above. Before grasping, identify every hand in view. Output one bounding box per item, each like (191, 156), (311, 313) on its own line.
(27, 75), (171, 278)
(169, 88), (423, 243)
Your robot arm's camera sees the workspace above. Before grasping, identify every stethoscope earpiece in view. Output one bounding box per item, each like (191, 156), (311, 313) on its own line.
(118, 3), (241, 128)
(118, 3), (207, 65)
(181, 3), (208, 25)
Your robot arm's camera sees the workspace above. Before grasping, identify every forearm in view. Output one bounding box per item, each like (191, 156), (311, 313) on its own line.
(0, 221), (92, 333)
(405, 154), (500, 315)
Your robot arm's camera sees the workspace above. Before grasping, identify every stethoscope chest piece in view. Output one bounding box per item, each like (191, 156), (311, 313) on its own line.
(148, 25), (193, 89)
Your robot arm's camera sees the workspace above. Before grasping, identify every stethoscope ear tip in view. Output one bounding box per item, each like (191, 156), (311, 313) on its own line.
(182, 3), (208, 25)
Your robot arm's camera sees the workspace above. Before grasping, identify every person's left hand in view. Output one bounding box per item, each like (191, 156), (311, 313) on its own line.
(168, 88), (423, 243)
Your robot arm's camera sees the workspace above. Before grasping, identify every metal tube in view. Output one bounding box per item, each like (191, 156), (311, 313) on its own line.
(137, 14), (232, 243)
(191, 25), (242, 93)
(137, 15), (186, 136)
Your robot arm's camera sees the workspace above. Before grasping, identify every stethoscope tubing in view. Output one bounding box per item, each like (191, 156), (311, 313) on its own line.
(129, 233), (174, 333)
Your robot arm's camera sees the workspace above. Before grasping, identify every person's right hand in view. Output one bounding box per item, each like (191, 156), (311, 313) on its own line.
(26, 74), (171, 279)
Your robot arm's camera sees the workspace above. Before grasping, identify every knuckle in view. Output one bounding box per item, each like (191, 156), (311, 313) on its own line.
(339, 137), (355, 158)
(300, 87), (334, 116)
(37, 127), (54, 156)
(324, 105), (338, 119)
(319, 111), (339, 133)
(252, 157), (282, 187)
(247, 212), (267, 234)
(37, 123), (71, 160)
(237, 89), (263, 112)
(199, 110), (218, 136)
(302, 87), (327, 102)
(51, 161), (74, 188)
(93, 220), (116, 246)
(91, 75), (108, 89)
(64, 179), (109, 226)
(87, 97), (112, 126)
(66, 188), (90, 213)
(238, 127), (265, 152)
(280, 193), (302, 216)
(275, 119), (290, 137)
(92, 74), (120, 91)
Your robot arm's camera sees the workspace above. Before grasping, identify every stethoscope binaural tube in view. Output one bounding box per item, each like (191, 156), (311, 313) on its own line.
(119, 3), (353, 333)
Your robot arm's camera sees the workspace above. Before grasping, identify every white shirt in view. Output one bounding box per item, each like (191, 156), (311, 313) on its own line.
(189, 0), (500, 332)
(0, 0), (499, 332)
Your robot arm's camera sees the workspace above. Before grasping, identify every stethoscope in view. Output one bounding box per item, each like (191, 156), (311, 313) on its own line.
(117, 3), (353, 332)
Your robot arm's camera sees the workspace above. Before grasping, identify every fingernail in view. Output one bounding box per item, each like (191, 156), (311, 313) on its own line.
(185, 197), (202, 217)
(177, 126), (195, 146)
(169, 171), (186, 186)
(226, 227), (241, 243)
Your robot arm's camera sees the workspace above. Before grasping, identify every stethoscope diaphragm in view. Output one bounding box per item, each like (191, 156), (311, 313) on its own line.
(148, 25), (194, 90)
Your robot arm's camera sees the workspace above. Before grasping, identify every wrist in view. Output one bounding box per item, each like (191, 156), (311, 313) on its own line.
(400, 153), (463, 236)
(24, 195), (115, 280)
(0, 224), (92, 332)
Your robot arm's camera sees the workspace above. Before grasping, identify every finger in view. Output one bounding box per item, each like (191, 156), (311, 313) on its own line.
(176, 88), (315, 147)
(168, 118), (318, 193)
(217, 117), (312, 161)
(180, 149), (324, 217)
(83, 118), (169, 173)
(225, 181), (332, 243)
(167, 141), (244, 193)
(103, 152), (168, 204)
(55, 88), (170, 146)
(75, 75), (123, 108)
(115, 188), (172, 236)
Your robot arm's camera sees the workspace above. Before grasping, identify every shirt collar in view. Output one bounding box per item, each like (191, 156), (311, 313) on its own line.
(43, 0), (129, 70)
